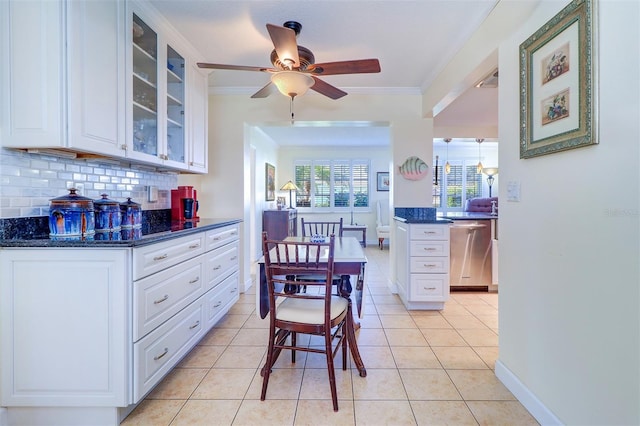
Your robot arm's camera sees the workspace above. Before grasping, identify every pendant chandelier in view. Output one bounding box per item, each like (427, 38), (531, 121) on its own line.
(444, 138), (452, 174)
(476, 138), (484, 174)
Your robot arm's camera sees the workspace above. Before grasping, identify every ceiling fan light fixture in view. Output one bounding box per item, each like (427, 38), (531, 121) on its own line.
(271, 71), (314, 98)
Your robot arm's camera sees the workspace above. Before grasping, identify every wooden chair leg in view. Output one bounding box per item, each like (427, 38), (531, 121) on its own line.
(325, 332), (339, 412)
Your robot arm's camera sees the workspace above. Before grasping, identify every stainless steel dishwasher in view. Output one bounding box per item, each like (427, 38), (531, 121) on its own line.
(449, 220), (493, 287)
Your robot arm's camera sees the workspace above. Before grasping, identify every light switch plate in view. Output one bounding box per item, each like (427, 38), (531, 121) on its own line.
(147, 185), (158, 202)
(507, 181), (521, 202)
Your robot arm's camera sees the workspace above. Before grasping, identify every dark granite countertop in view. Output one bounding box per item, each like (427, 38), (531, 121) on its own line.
(393, 216), (453, 224)
(0, 218), (242, 248)
(437, 212), (498, 220)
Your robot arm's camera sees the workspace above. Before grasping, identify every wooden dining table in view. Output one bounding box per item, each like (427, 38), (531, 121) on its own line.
(256, 236), (367, 377)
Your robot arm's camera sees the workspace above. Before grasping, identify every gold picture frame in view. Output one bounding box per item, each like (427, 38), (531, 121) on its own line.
(520, 0), (597, 159)
(265, 163), (275, 201)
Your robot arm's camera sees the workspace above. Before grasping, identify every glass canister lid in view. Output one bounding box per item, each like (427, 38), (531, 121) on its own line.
(49, 188), (94, 208)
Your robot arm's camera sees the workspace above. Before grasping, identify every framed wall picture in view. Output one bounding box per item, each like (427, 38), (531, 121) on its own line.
(377, 172), (390, 191)
(520, 0), (597, 159)
(265, 163), (275, 201)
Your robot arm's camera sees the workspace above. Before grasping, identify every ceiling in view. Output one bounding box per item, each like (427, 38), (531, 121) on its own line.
(149, 0), (500, 146)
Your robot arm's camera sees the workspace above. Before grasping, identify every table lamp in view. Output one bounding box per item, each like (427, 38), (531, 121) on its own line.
(280, 180), (299, 209)
(483, 167), (499, 197)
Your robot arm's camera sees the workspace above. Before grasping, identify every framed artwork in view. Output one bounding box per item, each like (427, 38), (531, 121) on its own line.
(520, 0), (597, 159)
(265, 163), (275, 201)
(377, 172), (390, 191)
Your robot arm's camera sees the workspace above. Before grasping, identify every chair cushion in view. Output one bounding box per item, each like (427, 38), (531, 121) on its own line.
(277, 296), (348, 324)
(376, 225), (390, 237)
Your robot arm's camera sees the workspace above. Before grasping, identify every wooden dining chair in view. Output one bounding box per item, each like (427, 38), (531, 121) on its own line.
(300, 217), (344, 238)
(260, 232), (348, 412)
(299, 217), (344, 292)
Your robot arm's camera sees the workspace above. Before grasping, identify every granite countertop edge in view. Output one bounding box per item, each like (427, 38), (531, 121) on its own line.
(438, 212), (499, 220)
(0, 218), (242, 248)
(393, 216), (453, 224)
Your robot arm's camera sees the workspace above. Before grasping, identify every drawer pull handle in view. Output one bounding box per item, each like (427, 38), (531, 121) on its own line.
(230, 256), (237, 261)
(213, 302), (222, 308)
(423, 264), (437, 268)
(189, 277), (200, 284)
(230, 288), (237, 293)
(154, 348), (169, 361)
(213, 265), (222, 270)
(154, 294), (169, 304)
(189, 320), (200, 330)
(189, 243), (200, 249)
(231, 231), (238, 235)
(424, 287), (437, 290)
(424, 231), (437, 235)
(423, 247), (437, 251)
(213, 236), (221, 241)
(153, 254), (168, 261)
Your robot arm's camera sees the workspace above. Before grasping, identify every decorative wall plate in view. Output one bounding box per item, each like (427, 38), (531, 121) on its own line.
(398, 156), (428, 181)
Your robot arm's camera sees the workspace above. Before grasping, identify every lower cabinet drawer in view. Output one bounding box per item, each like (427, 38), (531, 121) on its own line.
(410, 274), (449, 301)
(205, 272), (239, 329)
(410, 240), (450, 257)
(205, 240), (239, 291)
(133, 300), (204, 402)
(410, 257), (449, 273)
(133, 256), (205, 341)
(134, 234), (205, 280)
(205, 224), (240, 251)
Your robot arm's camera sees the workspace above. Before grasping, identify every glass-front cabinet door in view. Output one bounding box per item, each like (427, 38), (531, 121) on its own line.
(165, 45), (185, 165)
(131, 14), (158, 158)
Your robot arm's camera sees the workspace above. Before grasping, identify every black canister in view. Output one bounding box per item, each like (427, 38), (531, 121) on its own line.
(94, 194), (122, 232)
(120, 197), (142, 229)
(49, 188), (95, 239)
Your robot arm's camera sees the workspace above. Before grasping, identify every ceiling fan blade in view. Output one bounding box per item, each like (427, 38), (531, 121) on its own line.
(307, 59), (381, 76)
(266, 23), (300, 69)
(250, 82), (276, 99)
(310, 76), (347, 100)
(197, 62), (274, 72)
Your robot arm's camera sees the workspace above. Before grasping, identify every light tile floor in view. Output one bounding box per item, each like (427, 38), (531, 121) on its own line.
(122, 246), (539, 425)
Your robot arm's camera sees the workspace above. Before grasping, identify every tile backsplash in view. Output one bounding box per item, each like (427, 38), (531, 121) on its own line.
(0, 148), (178, 218)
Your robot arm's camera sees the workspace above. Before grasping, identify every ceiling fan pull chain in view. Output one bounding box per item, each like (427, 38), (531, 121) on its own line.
(290, 96), (295, 123)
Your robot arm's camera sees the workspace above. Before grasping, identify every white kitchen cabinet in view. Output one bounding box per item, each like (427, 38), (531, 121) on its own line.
(125, 1), (209, 173)
(0, 223), (240, 425)
(0, 0), (208, 174)
(0, 249), (130, 407)
(395, 221), (451, 310)
(0, 0), (125, 156)
(187, 61), (209, 173)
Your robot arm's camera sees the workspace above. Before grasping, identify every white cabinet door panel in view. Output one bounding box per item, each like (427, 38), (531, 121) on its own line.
(0, 249), (129, 406)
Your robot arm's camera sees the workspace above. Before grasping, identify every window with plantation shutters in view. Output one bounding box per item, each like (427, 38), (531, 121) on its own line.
(314, 163), (331, 207)
(294, 160), (370, 211)
(295, 165), (311, 207)
(432, 160), (484, 210)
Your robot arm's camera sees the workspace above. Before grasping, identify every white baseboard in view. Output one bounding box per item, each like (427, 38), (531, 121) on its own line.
(0, 407), (7, 426)
(495, 360), (563, 425)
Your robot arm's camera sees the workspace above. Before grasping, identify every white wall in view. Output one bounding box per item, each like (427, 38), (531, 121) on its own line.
(496, 1), (639, 424)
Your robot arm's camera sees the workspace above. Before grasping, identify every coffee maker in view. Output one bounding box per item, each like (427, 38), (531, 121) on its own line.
(171, 186), (199, 222)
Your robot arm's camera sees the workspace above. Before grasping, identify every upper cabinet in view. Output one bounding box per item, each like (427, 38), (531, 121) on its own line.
(0, 0), (209, 174)
(0, 0), (124, 156)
